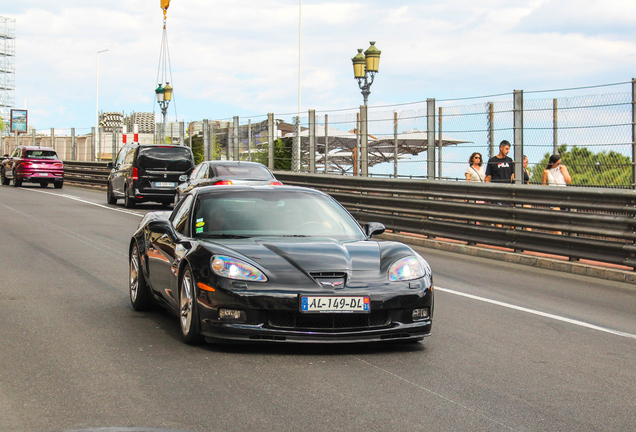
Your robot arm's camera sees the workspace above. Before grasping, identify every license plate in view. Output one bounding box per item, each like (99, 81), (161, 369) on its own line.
(300, 296), (370, 313)
(154, 182), (175, 187)
(35, 173), (49, 176)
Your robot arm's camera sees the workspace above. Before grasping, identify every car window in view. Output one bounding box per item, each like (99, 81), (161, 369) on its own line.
(114, 148), (127, 166)
(214, 164), (273, 179)
(172, 195), (193, 234)
(124, 147), (136, 165)
(191, 164), (204, 180)
(199, 164), (209, 179)
(192, 190), (365, 240)
(137, 146), (193, 171)
(24, 150), (59, 160)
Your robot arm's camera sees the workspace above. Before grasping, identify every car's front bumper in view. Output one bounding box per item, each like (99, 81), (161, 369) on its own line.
(196, 287), (434, 344)
(202, 320), (432, 343)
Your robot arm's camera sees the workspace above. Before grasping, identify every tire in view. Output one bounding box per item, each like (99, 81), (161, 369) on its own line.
(179, 266), (203, 344)
(106, 182), (117, 204)
(12, 171), (22, 187)
(129, 243), (153, 311)
(0, 169), (9, 186)
(124, 188), (135, 208)
(54, 181), (63, 189)
(40, 182), (49, 188)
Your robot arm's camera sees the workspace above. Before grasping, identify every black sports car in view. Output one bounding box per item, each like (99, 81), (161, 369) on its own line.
(129, 185), (434, 344)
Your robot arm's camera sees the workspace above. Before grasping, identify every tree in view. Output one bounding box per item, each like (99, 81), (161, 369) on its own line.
(252, 138), (292, 171)
(0, 117), (5, 132)
(530, 144), (631, 187)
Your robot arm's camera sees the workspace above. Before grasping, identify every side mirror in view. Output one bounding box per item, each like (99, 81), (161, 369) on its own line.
(364, 222), (385, 238)
(148, 219), (177, 238)
(106, 162), (113, 169)
(179, 174), (188, 182)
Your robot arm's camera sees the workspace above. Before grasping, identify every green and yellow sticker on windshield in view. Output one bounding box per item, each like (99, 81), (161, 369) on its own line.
(196, 221), (205, 228)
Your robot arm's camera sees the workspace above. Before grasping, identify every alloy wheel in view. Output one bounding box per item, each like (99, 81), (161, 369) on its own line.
(130, 246), (140, 302)
(180, 271), (194, 335)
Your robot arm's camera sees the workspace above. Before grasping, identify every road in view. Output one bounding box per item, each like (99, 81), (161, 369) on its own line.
(1, 184), (635, 432)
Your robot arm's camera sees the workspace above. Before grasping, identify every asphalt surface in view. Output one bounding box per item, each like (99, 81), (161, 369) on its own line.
(1, 184), (635, 432)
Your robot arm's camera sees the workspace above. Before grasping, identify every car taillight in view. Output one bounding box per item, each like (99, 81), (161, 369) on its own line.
(132, 167), (139, 180)
(53, 163), (63, 168)
(214, 180), (232, 185)
(21, 162), (33, 167)
(270, 181), (283, 186)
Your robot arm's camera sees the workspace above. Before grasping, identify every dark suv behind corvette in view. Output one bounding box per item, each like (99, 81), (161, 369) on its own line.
(107, 144), (194, 208)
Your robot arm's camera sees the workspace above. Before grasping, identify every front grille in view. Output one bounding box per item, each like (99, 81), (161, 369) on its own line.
(268, 310), (390, 331)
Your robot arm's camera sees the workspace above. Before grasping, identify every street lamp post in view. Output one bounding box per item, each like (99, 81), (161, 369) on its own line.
(95, 49), (108, 160)
(352, 42), (381, 176)
(351, 41), (381, 106)
(155, 82), (173, 144)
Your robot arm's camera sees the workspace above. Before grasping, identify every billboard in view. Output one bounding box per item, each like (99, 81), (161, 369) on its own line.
(10, 109), (28, 134)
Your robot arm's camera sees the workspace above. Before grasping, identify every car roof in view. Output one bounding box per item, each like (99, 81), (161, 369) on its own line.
(205, 160), (267, 166)
(193, 184), (324, 197)
(21, 146), (56, 151)
(138, 144), (192, 148)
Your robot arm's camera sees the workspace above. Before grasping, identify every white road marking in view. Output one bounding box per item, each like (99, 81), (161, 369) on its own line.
(436, 286), (636, 340)
(23, 188), (144, 217)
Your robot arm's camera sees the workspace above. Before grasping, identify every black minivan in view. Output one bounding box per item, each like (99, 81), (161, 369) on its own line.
(107, 144), (195, 208)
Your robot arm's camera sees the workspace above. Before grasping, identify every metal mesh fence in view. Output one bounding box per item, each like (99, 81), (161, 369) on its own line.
(2, 81), (634, 187)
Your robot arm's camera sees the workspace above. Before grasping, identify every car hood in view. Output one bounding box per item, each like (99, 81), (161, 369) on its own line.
(200, 236), (416, 288)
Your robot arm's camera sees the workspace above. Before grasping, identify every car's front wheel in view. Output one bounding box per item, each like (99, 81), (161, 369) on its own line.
(0, 169), (9, 186)
(129, 243), (153, 311)
(179, 266), (203, 344)
(106, 182), (117, 204)
(124, 188), (136, 208)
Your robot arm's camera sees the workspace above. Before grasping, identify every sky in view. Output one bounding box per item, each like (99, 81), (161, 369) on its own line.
(3, 0), (636, 132)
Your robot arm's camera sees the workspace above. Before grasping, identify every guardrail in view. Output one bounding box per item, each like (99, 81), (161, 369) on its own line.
(62, 161), (636, 269)
(64, 161), (110, 186)
(274, 173), (636, 269)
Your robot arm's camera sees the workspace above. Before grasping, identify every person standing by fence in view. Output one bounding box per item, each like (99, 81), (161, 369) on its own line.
(484, 140), (514, 183)
(465, 152), (485, 182)
(542, 154), (571, 186)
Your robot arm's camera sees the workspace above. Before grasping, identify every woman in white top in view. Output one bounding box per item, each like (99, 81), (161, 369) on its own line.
(465, 152), (485, 182)
(542, 154), (571, 186)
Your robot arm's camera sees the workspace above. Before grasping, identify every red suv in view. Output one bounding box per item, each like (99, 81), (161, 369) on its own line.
(1, 146), (64, 188)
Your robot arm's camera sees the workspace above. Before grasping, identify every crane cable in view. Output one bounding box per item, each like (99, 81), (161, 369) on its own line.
(153, 0), (178, 122)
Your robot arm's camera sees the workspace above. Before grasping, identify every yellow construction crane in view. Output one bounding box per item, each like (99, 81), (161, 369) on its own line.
(161, 0), (170, 20)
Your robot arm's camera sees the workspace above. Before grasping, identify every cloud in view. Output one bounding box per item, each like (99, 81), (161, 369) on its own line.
(4, 0), (636, 131)
(518, 0), (636, 37)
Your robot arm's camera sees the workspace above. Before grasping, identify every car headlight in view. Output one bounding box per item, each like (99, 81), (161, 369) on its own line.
(211, 256), (267, 282)
(388, 256), (426, 281)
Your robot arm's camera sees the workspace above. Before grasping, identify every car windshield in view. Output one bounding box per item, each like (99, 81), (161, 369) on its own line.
(193, 190), (365, 241)
(214, 164), (272, 179)
(25, 150), (58, 160)
(137, 146), (193, 171)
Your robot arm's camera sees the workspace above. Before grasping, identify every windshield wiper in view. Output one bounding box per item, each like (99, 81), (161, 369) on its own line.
(198, 234), (251, 239)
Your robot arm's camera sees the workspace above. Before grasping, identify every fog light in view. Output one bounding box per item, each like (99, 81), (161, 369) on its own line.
(412, 308), (429, 321)
(219, 309), (246, 322)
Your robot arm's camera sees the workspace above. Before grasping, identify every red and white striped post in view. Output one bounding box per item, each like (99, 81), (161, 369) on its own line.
(122, 125), (127, 145)
(133, 124), (139, 143)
